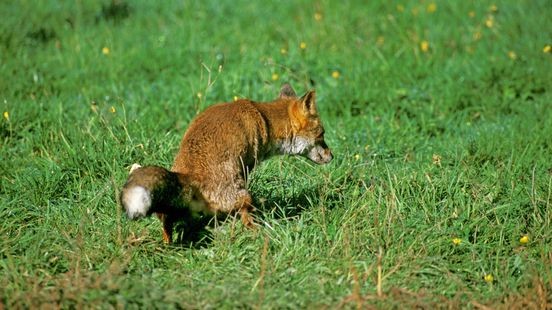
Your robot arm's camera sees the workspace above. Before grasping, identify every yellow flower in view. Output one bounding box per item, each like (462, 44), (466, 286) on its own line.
(197, 92), (202, 99)
(452, 238), (462, 245)
(420, 40), (430, 52)
(508, 51), (517, 60)
(271, 73), (279, 81)
(427, 3), (437, 13)
(432, 154), (442, 166)
(110, 106), (116, 113)
(519, 235), (529, 244)
(468, 11), (475, 18)
(280, 48), (287, 55)
(300, 42), (307, 49)
(354, 154), (360, 160)
(331, 71), (340, 79)
(489, 4), (498, 13)
(3, 111), (8, 120)
(314, 12), (322, 21)
(102, 47), (110, 55)
(484, 274), (494, 283)
(233, 96), (239, 102)
(543, 45), (551, 53)
(485, 16), (494, 28)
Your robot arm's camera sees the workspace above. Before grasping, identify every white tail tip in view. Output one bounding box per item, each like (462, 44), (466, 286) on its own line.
(122, 186), (151, 219)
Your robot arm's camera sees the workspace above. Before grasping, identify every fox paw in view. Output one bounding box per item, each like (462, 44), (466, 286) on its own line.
(240, 209), (257, 229)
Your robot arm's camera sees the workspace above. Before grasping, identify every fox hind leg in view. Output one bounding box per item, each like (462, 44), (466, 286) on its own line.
(203, 186), (256, 228)
(156, 212), (174, 244)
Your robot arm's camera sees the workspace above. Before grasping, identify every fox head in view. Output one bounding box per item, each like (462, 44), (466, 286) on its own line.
(279, 84), (333, 165)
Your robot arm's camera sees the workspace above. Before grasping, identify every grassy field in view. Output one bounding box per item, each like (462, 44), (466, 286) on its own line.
(1, 0), (551, 308)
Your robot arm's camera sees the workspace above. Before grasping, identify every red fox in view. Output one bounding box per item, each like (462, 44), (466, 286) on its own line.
(120, 83), (333, 243)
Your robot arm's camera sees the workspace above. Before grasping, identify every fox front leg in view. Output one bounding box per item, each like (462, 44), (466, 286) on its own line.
(235, 189), (256, 228)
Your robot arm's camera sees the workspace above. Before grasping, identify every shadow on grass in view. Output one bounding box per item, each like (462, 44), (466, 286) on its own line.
(171, 215), (213, 248)
(168, 185), (338, 247)
(253, 185), (341, 220)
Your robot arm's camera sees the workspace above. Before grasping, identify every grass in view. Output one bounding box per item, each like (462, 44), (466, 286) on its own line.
(1, 0), (551, 308)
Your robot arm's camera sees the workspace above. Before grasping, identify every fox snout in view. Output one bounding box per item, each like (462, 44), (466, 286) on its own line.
(308, 141), (333, 164)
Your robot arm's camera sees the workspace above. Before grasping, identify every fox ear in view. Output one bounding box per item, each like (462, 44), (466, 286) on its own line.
(300, 90), (317, 115)
(279, 83), (297, 99)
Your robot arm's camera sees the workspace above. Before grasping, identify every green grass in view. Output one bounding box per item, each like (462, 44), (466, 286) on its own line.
(1, 0), (551, 308)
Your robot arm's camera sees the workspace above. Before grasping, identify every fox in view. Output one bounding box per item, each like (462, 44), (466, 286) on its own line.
(120, 83), (333, 243)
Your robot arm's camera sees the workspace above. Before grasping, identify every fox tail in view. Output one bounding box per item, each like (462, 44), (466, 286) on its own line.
(119, 164), (185, 219)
